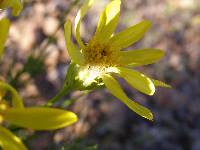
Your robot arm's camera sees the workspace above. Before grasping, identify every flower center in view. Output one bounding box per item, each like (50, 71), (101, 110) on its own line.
(79, 37), (120, 86)
(83, 37), (119, 67)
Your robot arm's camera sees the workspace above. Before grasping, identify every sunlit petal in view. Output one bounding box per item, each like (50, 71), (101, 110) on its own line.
(119, 48), (165, 67)
(64, 20), (84, 65)
(75, 0), (95, 49)
(109, 20), (151, 49)
(95, 0), (121, 43)
(0, 125), (27, 150)
(152, 79), (172, 88)
(3, 107), (78, 130)
(102, 74), (153, 120)
(117, 67), (155, 95)
(0, 18), (10, 59)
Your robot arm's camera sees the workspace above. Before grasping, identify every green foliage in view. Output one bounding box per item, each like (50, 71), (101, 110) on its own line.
(8, 55), (45, 88)
(23, 55), (45, 78)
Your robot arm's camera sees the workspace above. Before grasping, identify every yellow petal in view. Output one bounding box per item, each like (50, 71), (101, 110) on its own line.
(75, 0), (95, 49)
(109, 20), (151, 49)
(119, 48), (165, 67)
(0, 125), (27, 150)
(0, 18), (10, 59)
(0, 0), (23, 16)
(95, 0), (121, 43)
(0, 82), (24, 108)
(117, 67), (155, 95)
(3, 107), (78, 130)
(64, 20), (84, 65)
(152, 79), (172, 88)
(102, 74), (153, 121)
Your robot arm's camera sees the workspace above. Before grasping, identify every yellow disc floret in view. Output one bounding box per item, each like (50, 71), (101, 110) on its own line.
(83, 36), (120, 67)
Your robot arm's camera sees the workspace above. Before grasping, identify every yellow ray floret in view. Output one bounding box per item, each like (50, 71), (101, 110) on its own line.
(0, 125), (27, 150)
(0, 82), (78, 130)
(2, 107), (77, 130)
(102, 74), (153, 121)
(0, 18), (10, 59)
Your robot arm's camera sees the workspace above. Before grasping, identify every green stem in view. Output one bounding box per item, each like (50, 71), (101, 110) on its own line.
(46, 85), (72, 107)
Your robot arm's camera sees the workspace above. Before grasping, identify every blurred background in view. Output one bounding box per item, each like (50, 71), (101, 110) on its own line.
(1, 0), (200, 149)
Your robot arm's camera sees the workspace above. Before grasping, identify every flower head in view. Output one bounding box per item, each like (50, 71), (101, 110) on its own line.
(64, 0), (171, 120)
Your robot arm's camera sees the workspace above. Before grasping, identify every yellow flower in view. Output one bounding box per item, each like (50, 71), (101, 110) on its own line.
(0, 0), (23, 16)
(0, 19), (77, 150)
(64, 0), (171, 120)
(0, 82), (78, 150)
